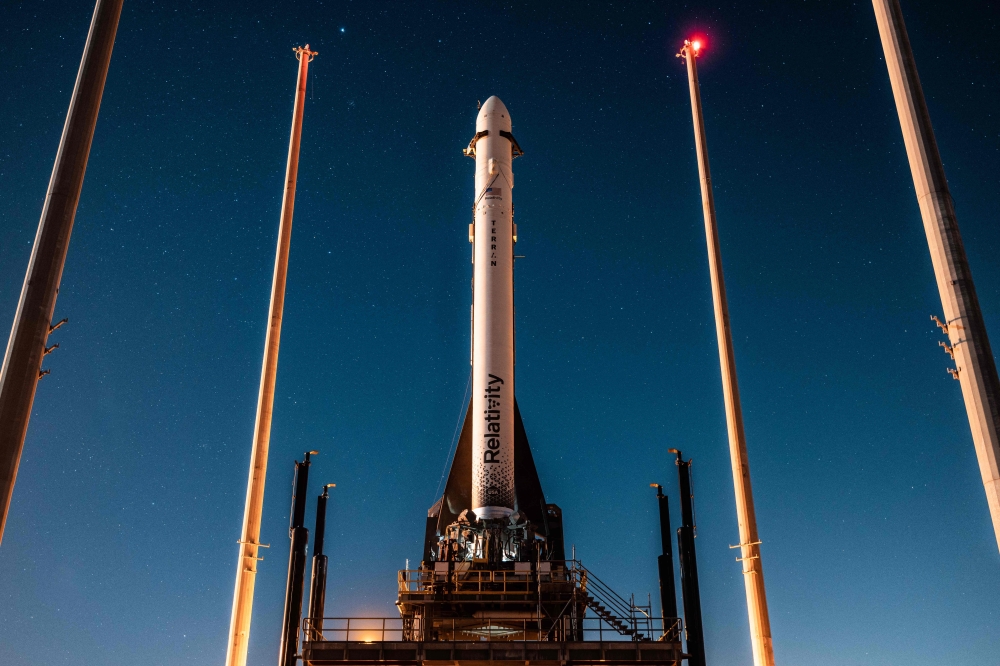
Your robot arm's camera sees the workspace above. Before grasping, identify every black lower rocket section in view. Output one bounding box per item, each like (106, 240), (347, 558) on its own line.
(424, 398), (563, 562)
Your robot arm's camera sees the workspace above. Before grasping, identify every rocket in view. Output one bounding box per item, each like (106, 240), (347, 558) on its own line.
(465, 96), (523, 520)
(422, 96), (557, 565)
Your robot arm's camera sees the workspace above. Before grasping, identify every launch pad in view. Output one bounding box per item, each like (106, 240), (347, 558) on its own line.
(300, 400), (687, 665)
(302, 557), (685, 664)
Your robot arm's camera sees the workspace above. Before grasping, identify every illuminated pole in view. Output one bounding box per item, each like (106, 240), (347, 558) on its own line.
(224, 44), (316, 666)
(0, 0), (124, 545)
(678, 39), (776, 666)
(873, 0), (1000, 552)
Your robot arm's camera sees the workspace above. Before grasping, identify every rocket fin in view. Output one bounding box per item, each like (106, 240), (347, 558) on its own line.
(512, 400), (547, 529)
(434, 399), (474, 536)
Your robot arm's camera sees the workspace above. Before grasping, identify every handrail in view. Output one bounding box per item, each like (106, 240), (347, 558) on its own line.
(302, 616), (682, 644)
(391, 560), (677, 643)
(570, 560), (649, 639)
(398, 564), (574, 595)
(573, 563), (633, 620)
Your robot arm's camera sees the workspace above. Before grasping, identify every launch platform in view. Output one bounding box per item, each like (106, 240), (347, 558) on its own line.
(302, 558), (684, 665)
(300, 398), (686, 666)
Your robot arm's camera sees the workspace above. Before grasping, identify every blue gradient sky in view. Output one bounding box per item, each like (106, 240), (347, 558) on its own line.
(1, 1), (999, 664)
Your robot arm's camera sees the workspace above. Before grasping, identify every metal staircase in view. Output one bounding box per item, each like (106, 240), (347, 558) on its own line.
(572, 562), (650, 641)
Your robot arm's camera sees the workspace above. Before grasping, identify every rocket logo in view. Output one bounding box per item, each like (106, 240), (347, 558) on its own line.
(482, 374), (503, 464)
(473, 372), (514, 514)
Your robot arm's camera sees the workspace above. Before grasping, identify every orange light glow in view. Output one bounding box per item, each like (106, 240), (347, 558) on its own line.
(691, 40), (702, 51)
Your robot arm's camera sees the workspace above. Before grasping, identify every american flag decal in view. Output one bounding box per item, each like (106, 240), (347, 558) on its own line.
(487, 187), (501, 196)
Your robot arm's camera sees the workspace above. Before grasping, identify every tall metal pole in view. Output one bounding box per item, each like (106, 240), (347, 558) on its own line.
(678, 39), (775, 666)
(225, 44), (316, 666)
(0, 0), (123, 545)
(669, 450), (705, 666)
(873, 0), (1000, 552)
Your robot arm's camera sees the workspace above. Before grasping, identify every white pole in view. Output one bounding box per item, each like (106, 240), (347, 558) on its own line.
(0, 0), (124, 545)
(224, 44), (316, 666)
(872, 0), (1000, 553)
(679, 39), (776, 666)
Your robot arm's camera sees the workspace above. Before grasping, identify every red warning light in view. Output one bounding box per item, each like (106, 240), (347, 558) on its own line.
(677, 36), (707, 59)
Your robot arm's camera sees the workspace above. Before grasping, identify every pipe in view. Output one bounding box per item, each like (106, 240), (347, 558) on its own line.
(650, 484), (678, 639)
(306, 484), (334, 641)
(225, 44), (316, 666)
(678, 39), (774, 666)
(279, 451), (316, 666)
(670, 450), (705, 666)
(872, 0), (1000, 552)
(0, 0), (124, 545)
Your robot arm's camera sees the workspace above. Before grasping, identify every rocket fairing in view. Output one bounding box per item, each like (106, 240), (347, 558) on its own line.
(466, 97), (522, 520)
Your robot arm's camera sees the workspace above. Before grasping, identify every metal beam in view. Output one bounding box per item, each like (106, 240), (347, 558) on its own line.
(224, 44), (316, 666)
(679, 39), (775, 666)
(873, 0), (1000, 553)
(670, 450), (705, 666)
(0, 0), (124, 545)
(280, 452), (314, 666)
(650, 483), (678, 631)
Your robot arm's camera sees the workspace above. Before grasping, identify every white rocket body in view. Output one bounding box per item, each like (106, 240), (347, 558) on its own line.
(470, 97), (517, 520)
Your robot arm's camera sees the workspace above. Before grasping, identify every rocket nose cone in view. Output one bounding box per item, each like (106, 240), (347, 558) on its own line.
(477, 95), (511, 132)
(481, 96), (508, 116)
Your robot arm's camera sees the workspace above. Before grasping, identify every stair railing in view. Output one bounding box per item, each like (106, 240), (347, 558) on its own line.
(570, 560), (644, 640)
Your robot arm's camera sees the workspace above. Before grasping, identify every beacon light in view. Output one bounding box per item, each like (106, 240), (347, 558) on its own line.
(677, 38), (706, 60)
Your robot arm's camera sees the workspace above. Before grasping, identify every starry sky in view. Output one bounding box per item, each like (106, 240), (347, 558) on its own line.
(1, 1), (999, 664)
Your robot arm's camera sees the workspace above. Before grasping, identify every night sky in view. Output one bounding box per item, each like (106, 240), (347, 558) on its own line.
(2, 1), (999, 664)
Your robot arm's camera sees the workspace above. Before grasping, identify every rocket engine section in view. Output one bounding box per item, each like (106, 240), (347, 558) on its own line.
(435, 508), (547, 565)
(466, 96), (523, 520)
